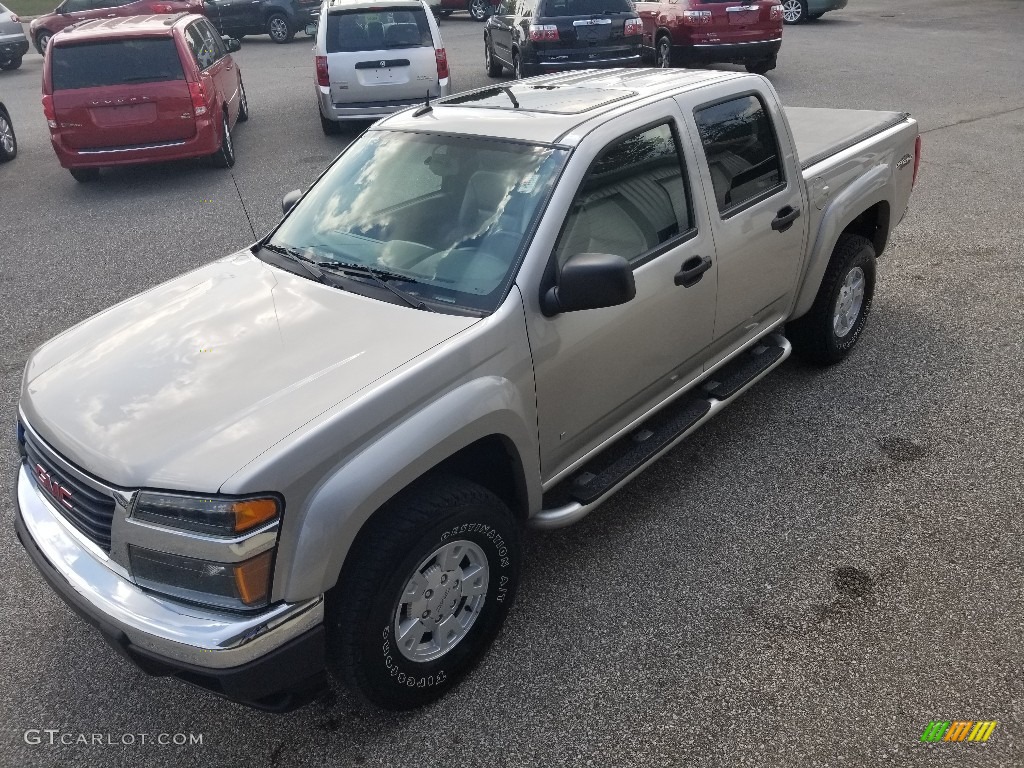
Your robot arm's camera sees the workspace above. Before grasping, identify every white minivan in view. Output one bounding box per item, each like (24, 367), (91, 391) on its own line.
(313, 0), (451, 133)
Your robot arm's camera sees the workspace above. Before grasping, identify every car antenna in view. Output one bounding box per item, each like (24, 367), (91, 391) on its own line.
(500, 86), (519, 109)
(413, 90), (432, 117)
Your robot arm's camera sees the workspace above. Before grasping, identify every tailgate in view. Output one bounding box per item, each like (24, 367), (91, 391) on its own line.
(329, 47), (439, 104)
(694, 0), (780, 44)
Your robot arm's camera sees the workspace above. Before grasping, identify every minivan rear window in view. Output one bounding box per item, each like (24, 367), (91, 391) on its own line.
(326, 8), (432, 53)
(541, 0), (633, 17)
(51, 39), (185, 91)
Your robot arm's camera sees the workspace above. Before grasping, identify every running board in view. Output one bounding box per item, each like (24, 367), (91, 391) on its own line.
(530, 334), (791, 530)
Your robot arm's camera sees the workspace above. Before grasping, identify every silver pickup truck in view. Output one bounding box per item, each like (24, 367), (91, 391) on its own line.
(15, 69), (919, 711)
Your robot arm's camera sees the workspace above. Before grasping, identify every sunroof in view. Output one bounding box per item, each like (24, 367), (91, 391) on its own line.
(441, 85), (636, 114)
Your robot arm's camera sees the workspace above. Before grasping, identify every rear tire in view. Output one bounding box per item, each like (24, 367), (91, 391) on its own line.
(210, 112), (236, 168)
(788, 233), (876, 366)
(0, 108), (16, 163)
(69, 168), (99, 182)
(320, 107), (341, 135)
(745, 57), (776, 75)
(781, 0), (808, 24)
(656, 34), (672, 68)
(237, 79), (249, 122)
(326, 475), (522, 710)
(266, 13), (294, 43)
(468, 0), (489, 21)
(35, 30), (52, 54)
(484, 35), (502, 77)
(0, 55), (22, 71)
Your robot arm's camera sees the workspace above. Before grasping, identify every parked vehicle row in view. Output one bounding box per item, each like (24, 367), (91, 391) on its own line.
(0, 1), (29, 69)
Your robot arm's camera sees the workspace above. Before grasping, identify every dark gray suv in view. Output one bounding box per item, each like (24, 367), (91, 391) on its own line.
(204, 0), (320, 43)
(483, 0), (641, 78)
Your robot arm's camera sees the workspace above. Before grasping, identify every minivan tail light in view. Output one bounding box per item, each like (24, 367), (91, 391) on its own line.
(315, 55), (329, 87)
(435, 47), (448, 80)
(769, 3), (784, 22)
(42, 94), (57, 129)
(623, 18), (642, 36)
(188, 80), (209, 116)
(528, 24), (558, 41)
(682, 9), (712, 24)
(912, 134), (922, 187)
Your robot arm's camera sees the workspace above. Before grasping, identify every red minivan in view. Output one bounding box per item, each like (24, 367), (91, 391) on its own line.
(636, 0), (784, 74)
(43, 14), (248, 182)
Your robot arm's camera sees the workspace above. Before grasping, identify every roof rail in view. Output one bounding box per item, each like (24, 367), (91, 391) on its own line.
(163, 11), (191, 25)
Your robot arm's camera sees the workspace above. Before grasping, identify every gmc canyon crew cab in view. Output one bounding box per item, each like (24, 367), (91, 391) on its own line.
(15, 69), (920, 711)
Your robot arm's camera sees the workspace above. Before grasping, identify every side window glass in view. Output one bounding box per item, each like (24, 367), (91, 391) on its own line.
(203, 19), (227, 58)
(694, 94), (784, 214)
(62, 0), (92, 12)
(184, 23), (209, 68)
(554, 122), (693, 267)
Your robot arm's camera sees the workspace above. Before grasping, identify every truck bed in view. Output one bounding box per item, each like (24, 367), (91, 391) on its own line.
(785, 107), (910, 170)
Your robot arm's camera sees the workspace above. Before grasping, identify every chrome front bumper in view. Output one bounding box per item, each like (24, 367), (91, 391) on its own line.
(15, 464), (324, 670)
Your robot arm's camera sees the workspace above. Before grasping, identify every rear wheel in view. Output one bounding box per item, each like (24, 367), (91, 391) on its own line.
(781, 0), (807, 24)
(326, 475), (522, 710)
(210, 112), (236, 168)
(320, 107), (341, 135)
(0, 55), (22, 71)
(468, 0), (489, 21)
(745, 57), (776, 75)
(512, 50), (522, 79)
(0, 109), (16, 163)
(484, 35), (502, 77)
(69, 168), (99, 182)
(788, 234), (876, 366)
(267, 13), (294, 43)
(237, 79), (249, 122)
(808, 12), (824, 19)
(35, 30), (52, 54)
(656, 34), (672, 68)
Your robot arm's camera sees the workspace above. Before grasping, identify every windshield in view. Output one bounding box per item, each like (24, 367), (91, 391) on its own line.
(266, 130), (567, 313)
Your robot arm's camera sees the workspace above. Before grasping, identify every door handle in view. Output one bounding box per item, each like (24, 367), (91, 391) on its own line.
(771, 205), (801, 232)
(675, 255), (712, 287)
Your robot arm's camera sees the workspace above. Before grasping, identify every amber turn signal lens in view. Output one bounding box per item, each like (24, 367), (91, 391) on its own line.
(233, 550), (274, 606)
(232, 498), (279, 533)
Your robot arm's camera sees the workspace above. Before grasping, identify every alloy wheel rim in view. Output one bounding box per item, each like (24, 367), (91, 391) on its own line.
(393, 539), (489, 663)
(659, 39), (670, 68)
(782, 0), (802, 22)
(484, 40), (490, 68)
(270, 18), (287, 39)
(0, 117), (12, 153)
(223, 118), (232, 157)
(514, 56), (521, 78)
(833, 266), (865, 337)
(470, 0), (484, 17)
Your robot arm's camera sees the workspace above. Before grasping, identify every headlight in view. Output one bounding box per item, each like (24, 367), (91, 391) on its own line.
(133, 491), (280, 535)
(130, 547), (274, 611)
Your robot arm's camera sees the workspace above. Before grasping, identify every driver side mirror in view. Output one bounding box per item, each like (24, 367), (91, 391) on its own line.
(541, 252), (636, 316)
(282, 189), (302, 215)
(222, 36), (241, 52)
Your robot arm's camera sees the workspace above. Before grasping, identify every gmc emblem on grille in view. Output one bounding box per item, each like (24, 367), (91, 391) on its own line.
(34, 463), (73, 510)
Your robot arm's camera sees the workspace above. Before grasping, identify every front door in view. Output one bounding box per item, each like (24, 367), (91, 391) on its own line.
(685, 92), (806, 353)
(525, 109), (719, 479)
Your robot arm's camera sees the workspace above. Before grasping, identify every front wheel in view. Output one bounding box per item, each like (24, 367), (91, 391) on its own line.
(484, 35), (502, 77)
(781, 0), (808, 24)
(788, 234), (876, 366)
(266, 13), (294, 43)
(468, 0), (489, 21)
(0, 55), (22, 71)
(35, 30), (52, 54)
(326, 475), (522, 710)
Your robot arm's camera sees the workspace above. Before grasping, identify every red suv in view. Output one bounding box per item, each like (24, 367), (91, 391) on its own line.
(636, 0), (783, 74)
(43, 14), (248, 182)
(29, 0), (202, 54)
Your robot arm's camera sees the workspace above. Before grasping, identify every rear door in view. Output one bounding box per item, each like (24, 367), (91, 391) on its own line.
(694, 0), (778, 45)
(535, 0), (635, 65)
(325, 6), (440, 105)
(50, 37), (195, 150)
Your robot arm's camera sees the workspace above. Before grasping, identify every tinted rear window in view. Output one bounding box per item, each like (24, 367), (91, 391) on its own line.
(541, 0), (633, 17)
(51, 39), (185, 91)
(326, 8), (432, 53)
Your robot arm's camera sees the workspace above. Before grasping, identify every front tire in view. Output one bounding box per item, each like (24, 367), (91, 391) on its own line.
(484, 35), (502, 77)
(781, 0), (808, 24)
(788, 233), (876, 366)
(327, 475), (522, 710)
(468, 0), (489, 21)
(266, 13), (294, 43)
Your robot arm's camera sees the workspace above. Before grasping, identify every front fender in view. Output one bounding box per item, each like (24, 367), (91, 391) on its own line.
(278, 376), (539, 602)
(791, 163), (892, 319)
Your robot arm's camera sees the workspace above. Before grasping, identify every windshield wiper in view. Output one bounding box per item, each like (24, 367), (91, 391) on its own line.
(321, 261), (434, 312)
(260, 243), (327, 283)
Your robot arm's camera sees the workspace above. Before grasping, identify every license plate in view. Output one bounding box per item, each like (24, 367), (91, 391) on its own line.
(726, 5), (759, 23)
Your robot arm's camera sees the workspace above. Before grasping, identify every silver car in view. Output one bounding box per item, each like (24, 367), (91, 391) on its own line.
(0, 2), (29, 71)
(313, 0), (451, 133)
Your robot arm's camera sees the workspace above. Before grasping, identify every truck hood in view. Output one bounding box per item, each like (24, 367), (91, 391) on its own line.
(21, 252), (478, 490)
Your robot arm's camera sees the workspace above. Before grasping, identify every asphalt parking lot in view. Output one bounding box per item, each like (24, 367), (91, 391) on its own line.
(1, 0), (1023, 765)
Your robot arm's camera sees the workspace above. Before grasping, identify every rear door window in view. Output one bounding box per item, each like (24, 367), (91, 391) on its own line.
(185, 19), (225, 69)
(325, 7), (432, 53)
(693, 94), (784, 214)
(51, 39), (185, 90)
